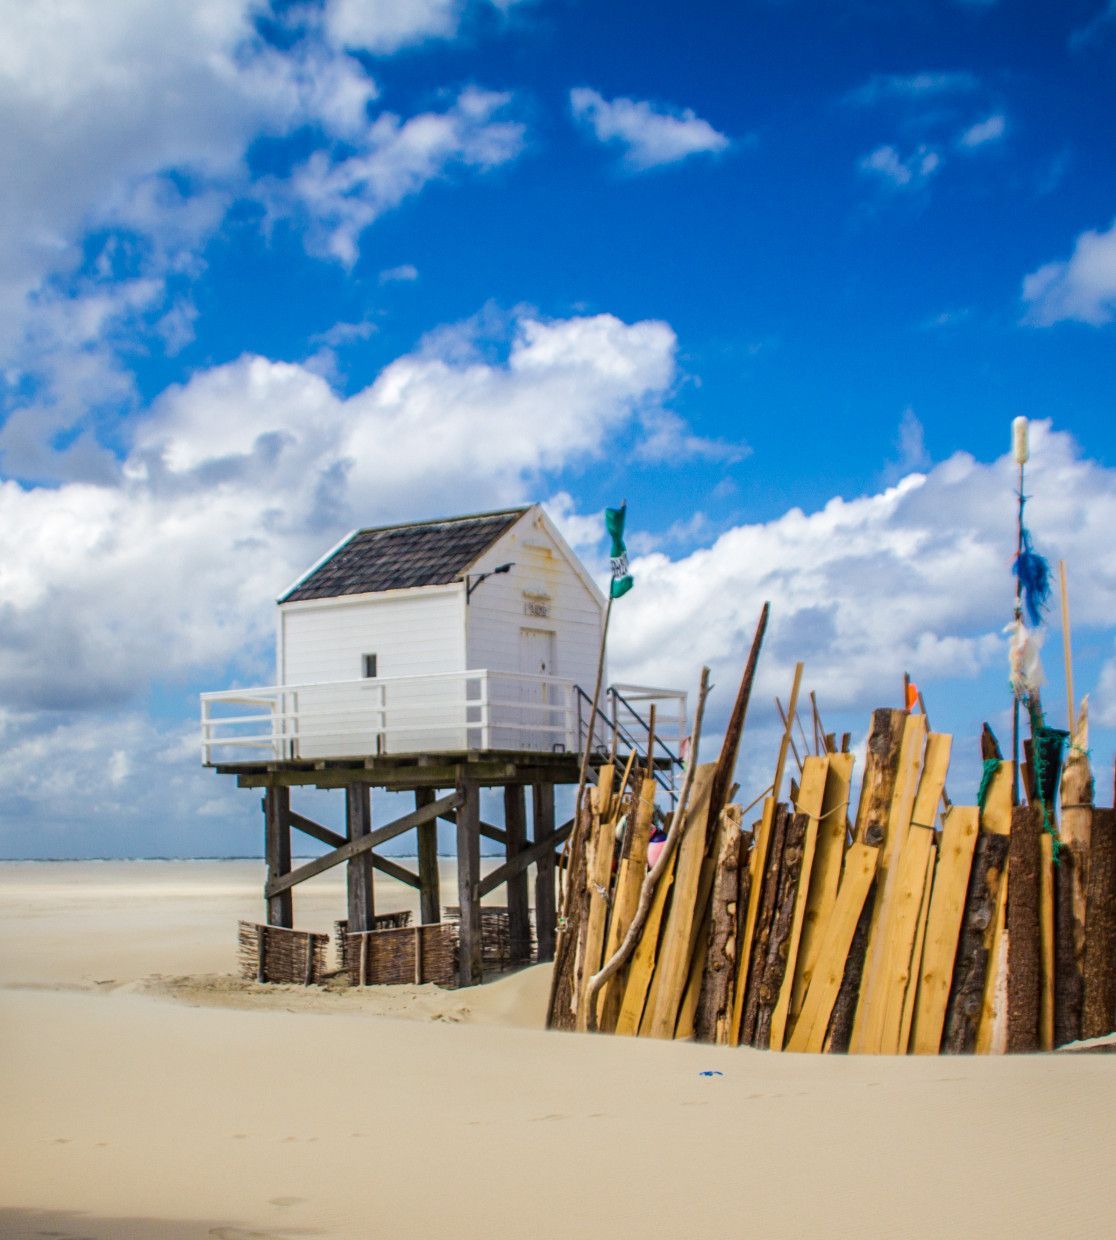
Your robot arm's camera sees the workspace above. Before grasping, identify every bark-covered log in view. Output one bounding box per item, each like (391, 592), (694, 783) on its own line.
(546, 801), (591, 1031)
(1006, 805), (1042, 1053)
(942, 833), (1009, 1054)
(694, 817), (743, 1044)
(824, 878), (875, 1053)
(1054, 846), (1084, 1047)
(1082, 807), (1116, 1040)
(740, 805), (789, 1045)
(753, 813), (808, 1049)
(853, 708), (906, 844)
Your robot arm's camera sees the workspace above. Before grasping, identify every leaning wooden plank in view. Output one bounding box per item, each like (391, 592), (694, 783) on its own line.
(851, 712), (928, 1053)
(754, 813), (809, 1049)
(614, 850), (677, 1037)
(825, 883), (875, 1053)
(898, 845), (936, 1055)
(729, 796), (776, 1044)
(910, 806), (979, 1054)
(976, 867), (1009, 1054)
(876, 824), (936, 1055)
(596, 775), (655, 1033)
(643, 765), (717, 1039)
(740, 805), (791, 1046)
(980, 760), (1014, 836)
(769, 813), (820, 1050)
(1059, 701), (1093, 1044)
(1039, 832), (1055, 1052)
(780, 755), (830, 1036)
(1081, 807), (1116, 1040)
(910, 733), (953, 831)
(674, 859), (716, 1040)
(574, 772), (617, 1031)
(1006, 804), (1042, 1053)
(785, 843), (879, 1054)
(942, 832), (1009, 1054)
(695, 807), (744, 1044)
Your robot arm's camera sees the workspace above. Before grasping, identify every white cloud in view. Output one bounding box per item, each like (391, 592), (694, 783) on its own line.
(569, 88), (729, 171)
(380, 264), (420, 284)
(610, 424), (1116, 716)
(958, 113), (1006, 148)
(265, 88), (525, 266)
(0, 310), (681, 712)
(324, 0), (530, 54)
(1022, 219), (1116, 326)
(882, 408), (931, 482)
(859, 143), (941, 189)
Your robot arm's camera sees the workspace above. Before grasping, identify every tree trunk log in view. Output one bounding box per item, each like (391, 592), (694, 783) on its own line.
(753, 812), (808, 1049)
(942, 833), (1009, 1053)
(1082, 806), (1116, 1039)
(1054, 846), (1083, 1046)
(740, 805), (789, 1045)
(695, 812), (743, 1044)
(853, 708), (906, 843)
(1006, 805), (1042, 1053)
(824, 878), (875, 1053)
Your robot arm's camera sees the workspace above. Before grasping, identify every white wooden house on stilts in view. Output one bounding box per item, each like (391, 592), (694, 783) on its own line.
(203, 505), (686, 987)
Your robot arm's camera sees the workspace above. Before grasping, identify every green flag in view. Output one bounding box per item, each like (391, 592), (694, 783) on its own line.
(605, 503), (633, 599)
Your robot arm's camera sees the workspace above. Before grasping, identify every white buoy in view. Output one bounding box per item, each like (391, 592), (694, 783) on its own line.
(1012, 415), (1030, 465)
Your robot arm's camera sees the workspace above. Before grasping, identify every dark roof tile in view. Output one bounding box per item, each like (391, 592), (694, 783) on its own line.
(280, 507), (528, 602)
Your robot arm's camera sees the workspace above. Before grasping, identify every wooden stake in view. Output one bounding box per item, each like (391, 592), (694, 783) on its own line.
(1059, 560), (1074, 733)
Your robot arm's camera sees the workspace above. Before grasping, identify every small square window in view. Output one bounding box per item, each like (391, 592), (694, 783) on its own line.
(362, 653), (378, 678)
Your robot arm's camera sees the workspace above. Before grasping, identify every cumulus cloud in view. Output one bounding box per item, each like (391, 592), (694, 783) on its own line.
(610, 424), (1116, 718)
(263, 88), (525, 266)
(0, 310), (681, 713)
(380, 264), (420, 284)
(569, 88), (729, 171)
(1022, 219), (1116, 326)
(324, 0), (530, 54)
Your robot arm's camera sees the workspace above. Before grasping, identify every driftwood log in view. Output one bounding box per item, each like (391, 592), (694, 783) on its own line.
(1054, 847), (1084, 1046)
(694, 812), (744, 1044)
(825, 879), (875, 1053)
(740, 805), (790, 1045)
(942, 833), (1009, 1054)
(1006, 805), (1042, 1053)
(1082, 807), (1116, 1040)
(853, 708), (906, 843)
(753, 813), (808, 1048)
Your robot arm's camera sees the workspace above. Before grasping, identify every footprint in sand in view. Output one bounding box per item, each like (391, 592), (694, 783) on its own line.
(530, 1113), (567, 1122)
(268, 1196), (305, 1208)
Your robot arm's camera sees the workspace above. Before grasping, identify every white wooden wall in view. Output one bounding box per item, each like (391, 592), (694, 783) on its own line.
(278, 586), (466, 756)
(465, 509), (604, 749)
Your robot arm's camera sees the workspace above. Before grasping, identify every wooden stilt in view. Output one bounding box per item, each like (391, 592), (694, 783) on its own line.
(415, 788), (441, 925)
(345, 782), (375, 933)
(456, 779), (483, 987)
(264, 785), (293, 928)
(504, 785), (530, 964)
(533, 783), (557, 962)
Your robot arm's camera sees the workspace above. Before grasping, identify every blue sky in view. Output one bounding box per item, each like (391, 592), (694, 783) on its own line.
(2, 0), (1116, 858)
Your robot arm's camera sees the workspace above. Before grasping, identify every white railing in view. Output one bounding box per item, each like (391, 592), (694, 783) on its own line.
(200, 669), (580, 765)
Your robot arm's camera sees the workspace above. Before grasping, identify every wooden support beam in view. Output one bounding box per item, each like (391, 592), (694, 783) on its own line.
(533, 784), (557, 963)
(264, 785), (292, 928)
(370, 853), (421, 889)
(504, 785), (531, 964)
(287, 809), (346, 851)
(478, 818), (574, 898)
(456, 780), (483, 987)
(346, 782), (375, 933)
(415, 788), (440, 925)
(266, 791), (462, 898)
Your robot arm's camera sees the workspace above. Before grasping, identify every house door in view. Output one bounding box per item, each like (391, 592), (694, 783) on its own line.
(519, 628), (556, 749)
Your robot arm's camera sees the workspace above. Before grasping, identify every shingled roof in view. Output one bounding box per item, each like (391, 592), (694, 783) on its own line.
(279, 507), (530, 603)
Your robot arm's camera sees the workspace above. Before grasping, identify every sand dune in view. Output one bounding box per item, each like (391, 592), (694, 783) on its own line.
(2, 861), (1115, 1239)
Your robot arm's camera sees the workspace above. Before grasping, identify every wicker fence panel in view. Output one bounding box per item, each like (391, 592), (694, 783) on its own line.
(335, 911), (413, 970)
(442, 906), (536, 971)
(345, 922), (458, 987)
(238, 921), (329, 985)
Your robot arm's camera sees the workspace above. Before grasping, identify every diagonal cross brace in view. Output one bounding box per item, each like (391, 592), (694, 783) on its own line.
(266, 790), (462, 898)
(478, 818), (574, 898)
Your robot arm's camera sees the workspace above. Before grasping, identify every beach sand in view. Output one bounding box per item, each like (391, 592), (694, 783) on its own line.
(1, 860), (1114, 1239)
